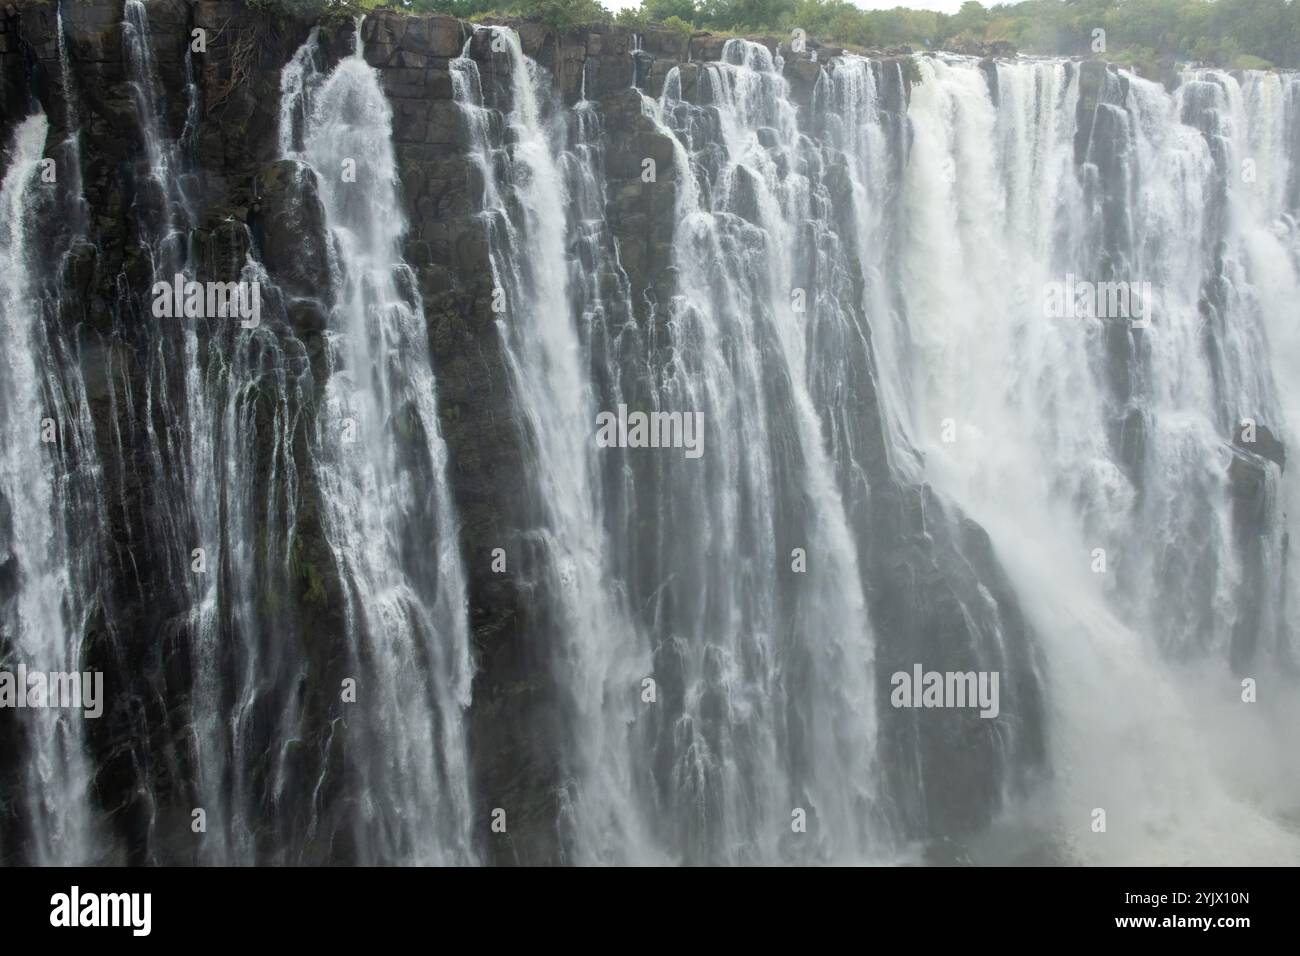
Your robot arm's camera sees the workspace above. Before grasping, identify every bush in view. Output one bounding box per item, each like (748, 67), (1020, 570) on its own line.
(644, 0), (698, 23)
(1234, 53), (1275, 69)
(615, 8), (651, 31)
(516, 0), (612, 30)
(662, 15), (694, 38)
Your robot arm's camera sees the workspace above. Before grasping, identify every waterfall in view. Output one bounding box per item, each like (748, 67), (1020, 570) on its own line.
(886, 56), (1300, 863)
(284, 23), (475, 864)
(121, 0), (231, 863)
(470, 42), (1298, 862)
(456, 29), (891, 863)
(118, 0), (312, 864)
(637, 40), (887, 862)
(3, 2), (1298, 867)
(0, 114), (98, 865)
(452, 26), (652, 863)
(55, 0), (87, 234)
(1, 2), (109, 866)
(279, 27), (322, 158)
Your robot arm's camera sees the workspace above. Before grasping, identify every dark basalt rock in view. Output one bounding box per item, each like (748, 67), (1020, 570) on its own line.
(946, 35), (1016, 59)
(979, 57), (997, 105)
(1235, 421), (1287, 470)
(253, 159), (331, 304)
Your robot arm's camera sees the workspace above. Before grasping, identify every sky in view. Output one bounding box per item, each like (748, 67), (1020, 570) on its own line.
(601, 0), (977, 12)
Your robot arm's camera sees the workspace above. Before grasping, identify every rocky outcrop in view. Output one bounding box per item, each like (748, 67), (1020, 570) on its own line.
(1228, 421), (1288, 670)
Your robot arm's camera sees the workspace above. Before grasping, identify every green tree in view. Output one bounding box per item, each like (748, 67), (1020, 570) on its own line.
(643, 0), (699, 24)
(515, 0), (612, 29)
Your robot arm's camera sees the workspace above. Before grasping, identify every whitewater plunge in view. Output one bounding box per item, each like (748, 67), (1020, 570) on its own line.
(454, 31), (1300, 864)
(1, 8), (1297, 866)
(890, 56), (1300, 864)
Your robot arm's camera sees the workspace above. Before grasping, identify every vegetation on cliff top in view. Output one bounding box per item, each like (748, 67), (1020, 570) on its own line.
(252, 0), (1300, 69)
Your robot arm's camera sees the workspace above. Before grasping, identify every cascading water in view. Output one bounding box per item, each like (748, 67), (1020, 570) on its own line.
(283, 24), (475, 864)
(2, 2), (1297, 868)
(637, 41), (888, 862)
(279, 27), (322, 159)
(448, 26), (1300, 863)
(884, 56), (1300, 862)
(0, 0), (110, 866)
(119, 0), (242, 864)
(111, 1), (344, 867)
(54, 0), (86, 234)
(0, 114), (97, 866)
(452, 26), (652, 863)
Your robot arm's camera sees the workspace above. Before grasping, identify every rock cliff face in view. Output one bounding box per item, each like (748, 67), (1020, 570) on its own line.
(1, 0), (1295, 867)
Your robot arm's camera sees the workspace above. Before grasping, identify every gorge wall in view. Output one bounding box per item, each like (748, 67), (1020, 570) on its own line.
(1, 0), (1297, 866)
